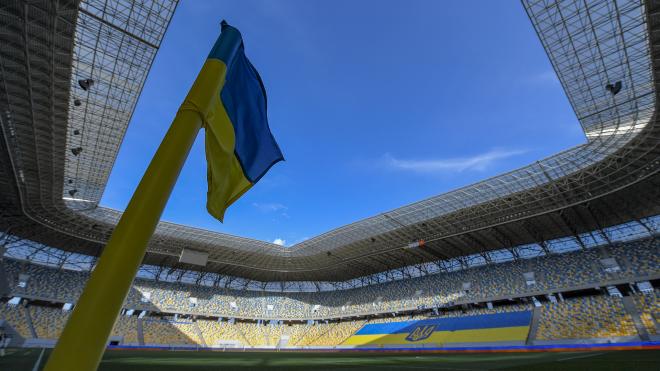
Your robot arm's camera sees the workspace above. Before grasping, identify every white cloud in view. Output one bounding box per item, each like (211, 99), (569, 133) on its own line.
(383, 148), (526, 173)
(252, 202), (287, 213)
(273, 238), (286, 246)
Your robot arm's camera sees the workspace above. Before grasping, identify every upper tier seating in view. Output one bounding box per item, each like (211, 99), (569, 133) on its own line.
(2, 238), (657, 319)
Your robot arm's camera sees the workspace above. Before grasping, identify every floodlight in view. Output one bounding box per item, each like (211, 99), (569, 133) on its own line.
(78, 78), (94, 90)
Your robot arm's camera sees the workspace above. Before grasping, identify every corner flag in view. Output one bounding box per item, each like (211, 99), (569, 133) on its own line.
(181, 21), (283, 221)
(45, 21), (281, 371)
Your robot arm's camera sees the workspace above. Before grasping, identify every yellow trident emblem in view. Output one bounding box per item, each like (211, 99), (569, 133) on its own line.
(405, 325), (436, 342)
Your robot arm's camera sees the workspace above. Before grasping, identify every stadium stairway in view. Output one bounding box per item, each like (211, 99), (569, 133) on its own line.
(136, 318), (145, 345)
(235, 323), (251, 347)
(22, 306), (37, 339)
(0, 262), (11, 297)
(261, 326), (269, 346)
(277, 334), (289, 349)
(193, 321), (207, 347)
(294, 325), (313, 347)
(0, 319), (25, 347)
(308, 323), (337, 346)
(622, 296), (651, 341)
(526, 306), (542, 344)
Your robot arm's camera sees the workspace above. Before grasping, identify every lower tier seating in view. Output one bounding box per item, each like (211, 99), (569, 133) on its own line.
(537, 295), (637, 340)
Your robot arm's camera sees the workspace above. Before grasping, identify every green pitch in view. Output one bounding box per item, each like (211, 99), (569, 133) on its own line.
(1, 348), (658, 370)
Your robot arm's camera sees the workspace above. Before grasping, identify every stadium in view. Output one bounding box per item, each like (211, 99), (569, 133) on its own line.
(0, 0), (659, 370)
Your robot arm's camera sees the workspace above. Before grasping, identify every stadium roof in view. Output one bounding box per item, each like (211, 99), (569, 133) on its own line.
(0, 0), (659, 282)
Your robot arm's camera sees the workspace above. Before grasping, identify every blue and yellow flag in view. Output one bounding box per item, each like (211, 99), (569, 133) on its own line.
(180, 21), (283, 221)
(344, 311), (532, 346)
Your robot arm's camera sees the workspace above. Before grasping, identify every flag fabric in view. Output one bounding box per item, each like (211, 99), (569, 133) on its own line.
(343, 311), (532, 346)
(179, 21), (283, 221)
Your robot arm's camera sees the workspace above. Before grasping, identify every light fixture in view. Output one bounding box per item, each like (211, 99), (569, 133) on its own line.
(606, 81), (622, 95)
(78, 79), (94, 91)
(71, 147), (83, 156)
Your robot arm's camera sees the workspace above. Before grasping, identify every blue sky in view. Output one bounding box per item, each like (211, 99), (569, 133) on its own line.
(101, 0), (583, 246)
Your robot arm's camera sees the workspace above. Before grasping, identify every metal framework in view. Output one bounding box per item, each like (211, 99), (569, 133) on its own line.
(0, 0), (659, 283)
(2, 215), (657, 292)
(65, 0), (176, 204)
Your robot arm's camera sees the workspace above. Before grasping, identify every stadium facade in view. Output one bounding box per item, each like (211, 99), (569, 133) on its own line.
(0, 0), (658, 351)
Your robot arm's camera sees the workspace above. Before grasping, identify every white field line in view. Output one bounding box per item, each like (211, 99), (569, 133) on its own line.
(31, 348), (46, 371)
(557, 352), (605, 362)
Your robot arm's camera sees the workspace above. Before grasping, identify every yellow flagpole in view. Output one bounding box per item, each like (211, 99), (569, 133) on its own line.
(44, 107), (203, 371)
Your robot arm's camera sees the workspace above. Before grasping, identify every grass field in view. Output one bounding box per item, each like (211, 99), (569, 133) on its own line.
(1, 348), (659, 370)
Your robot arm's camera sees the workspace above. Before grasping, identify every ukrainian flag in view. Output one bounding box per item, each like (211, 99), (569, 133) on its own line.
(344, 311), (532, 346)
(180, 21), (283, 221)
